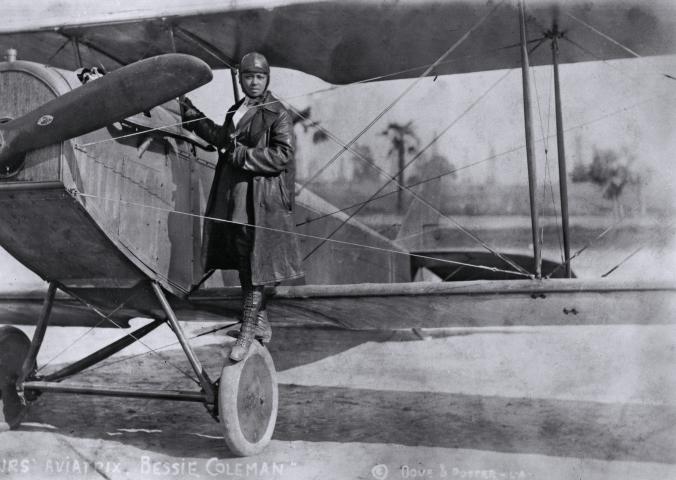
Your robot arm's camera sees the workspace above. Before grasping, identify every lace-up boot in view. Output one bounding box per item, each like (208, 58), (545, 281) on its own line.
(229, 289), (263, 362)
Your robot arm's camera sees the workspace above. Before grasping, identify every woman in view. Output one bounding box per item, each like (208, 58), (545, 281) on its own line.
(181, 52), (303, 361)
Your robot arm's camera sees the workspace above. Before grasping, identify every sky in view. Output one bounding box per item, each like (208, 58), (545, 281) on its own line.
(0, 0), (674, 288)
(189, 53), (676, 205)
(4, 0), (675, 198)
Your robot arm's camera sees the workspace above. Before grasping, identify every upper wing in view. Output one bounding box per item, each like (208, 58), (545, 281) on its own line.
(1, 0), (675, 84)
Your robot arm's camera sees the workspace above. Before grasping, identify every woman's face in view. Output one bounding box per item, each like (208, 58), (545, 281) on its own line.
(241, 72), (268, 98)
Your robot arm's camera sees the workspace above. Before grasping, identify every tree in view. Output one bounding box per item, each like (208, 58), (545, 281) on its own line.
(570, 160), (589, 183)
(412, 132), (456, 186)
(288, 106), (329, 180)
(571, 146), (645, 218)
(288, 106), (329, 143)
(350, 143), (378, 183)
(381, 121), (420, 213)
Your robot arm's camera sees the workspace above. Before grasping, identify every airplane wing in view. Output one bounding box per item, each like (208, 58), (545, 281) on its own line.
(0, 289), (136, 327)
(0, 0), (674, 333)
(1, 0), (675, 84)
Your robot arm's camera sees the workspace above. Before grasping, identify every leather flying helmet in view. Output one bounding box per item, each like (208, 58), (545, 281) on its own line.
(239, 52), (270, 75)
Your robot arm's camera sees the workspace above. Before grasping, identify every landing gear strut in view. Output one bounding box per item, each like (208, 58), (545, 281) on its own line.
(3, 280), (278, 457)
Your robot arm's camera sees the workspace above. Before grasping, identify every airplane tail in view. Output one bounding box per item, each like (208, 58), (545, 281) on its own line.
(395, 161), (444, 252)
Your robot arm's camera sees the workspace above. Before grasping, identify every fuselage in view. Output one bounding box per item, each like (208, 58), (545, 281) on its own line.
(0, 60), (410, 304)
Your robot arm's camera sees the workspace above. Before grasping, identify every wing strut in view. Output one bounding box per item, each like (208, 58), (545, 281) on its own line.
(71, 37), (83, 68)
(550, 26), (572, 278)
(231, 69), (241, 102)
(518, 0), (542, 278)
(18, 282), (57, 386)
(55, 30), (126, 67)
(171, 25), (240, 102)
(151, 282), (216, 404)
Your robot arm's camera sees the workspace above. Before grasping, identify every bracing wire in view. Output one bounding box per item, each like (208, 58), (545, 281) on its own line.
(71, 189), (532, 278)
(67, 292), (200, 384)
(84, 323), (237, 374)
(69, 8), (676, 282)
(565, 12), (642, 59)
(74, 88), (675, 282)
(74, 88), (676, 282)
(529, 51), (564, 264)
(70, 93), (676, 293)
(542, 56), (565, 263)
(521, 0), (561, 271)
(97, 313), (200, 384)
(80, 4), (510, 153)
(563, 18), (675, 88)
(544, 78), (566, 264)
(543, 205), (658, 279)
(296, 0), (506, 194)
(296, 153), (515, 227)
(35, 291), (139, 373)
(75, 15), (671, 160)
(562, 37), (645, 89)
(296, 69), (531, 275)
(77, 116), (208, 148)
(294, 88), (676, 274)
(530, 60), (549, 251)
(174, 27), (236, 69)
(597, 193), (666, 279)
(601, 246), (643, 278)
(296, 84), (673, 228)
(76, 42), (523, 150)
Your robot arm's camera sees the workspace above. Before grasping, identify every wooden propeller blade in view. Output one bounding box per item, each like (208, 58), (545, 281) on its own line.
(0, 53), (212, 168)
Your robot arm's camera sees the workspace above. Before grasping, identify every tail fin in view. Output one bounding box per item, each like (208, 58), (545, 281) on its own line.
(395, 174), (442, 251)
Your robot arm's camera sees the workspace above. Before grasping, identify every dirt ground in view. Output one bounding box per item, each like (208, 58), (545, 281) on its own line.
(1, 322), (675, 480)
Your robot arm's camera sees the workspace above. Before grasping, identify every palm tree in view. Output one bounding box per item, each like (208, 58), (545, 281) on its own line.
(288, 106), (329, 180)
(381, 121), (420, 213)
(288, 106), (329, 143)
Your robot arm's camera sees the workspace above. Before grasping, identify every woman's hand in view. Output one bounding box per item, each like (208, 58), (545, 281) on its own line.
(179, 96), (201, 120)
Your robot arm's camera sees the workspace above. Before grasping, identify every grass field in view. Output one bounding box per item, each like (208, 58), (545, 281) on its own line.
(307, 179), (671, 218)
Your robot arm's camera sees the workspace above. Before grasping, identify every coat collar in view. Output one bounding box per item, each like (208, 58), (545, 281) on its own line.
(235, 91), (284, 114)
(228, 91), (284, 138)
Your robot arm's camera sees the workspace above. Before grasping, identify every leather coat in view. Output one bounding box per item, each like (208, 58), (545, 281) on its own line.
(182, 91), (304, 285)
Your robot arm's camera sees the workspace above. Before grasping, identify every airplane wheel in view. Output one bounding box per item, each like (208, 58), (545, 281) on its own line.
(0, 326), (30, 429)
(219, 341), (278, 456)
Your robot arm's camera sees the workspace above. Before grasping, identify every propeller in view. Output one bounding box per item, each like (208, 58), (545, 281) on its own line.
(0, 53), (213, 174)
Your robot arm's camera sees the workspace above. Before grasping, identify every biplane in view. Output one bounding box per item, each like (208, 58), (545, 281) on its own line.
(0, 0), (675, 456)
